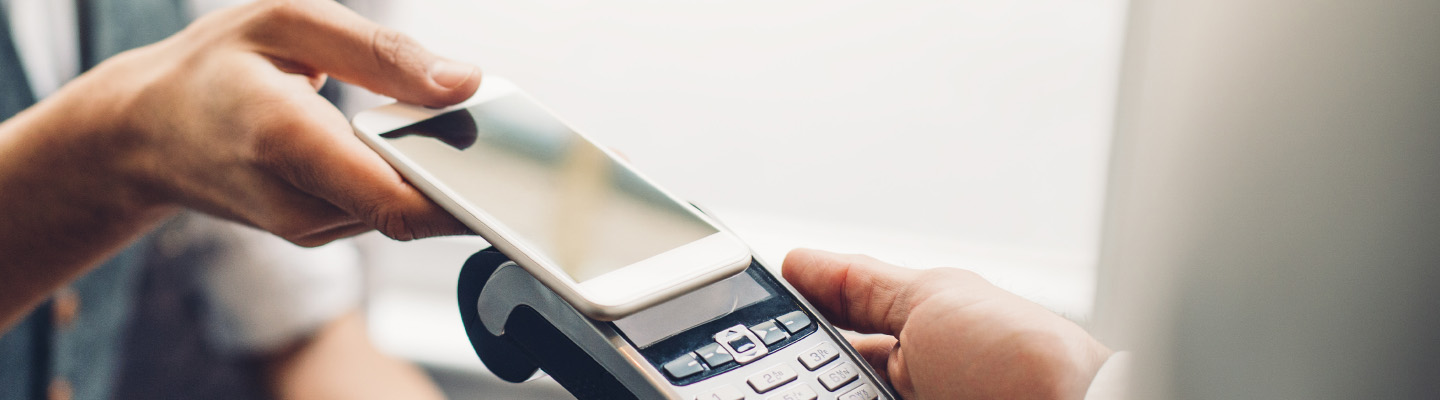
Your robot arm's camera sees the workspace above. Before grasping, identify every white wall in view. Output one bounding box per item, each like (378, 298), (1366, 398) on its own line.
(357, 0), (1123, 259)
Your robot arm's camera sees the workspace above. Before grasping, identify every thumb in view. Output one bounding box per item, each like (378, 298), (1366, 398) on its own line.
(845, 334), (898, 382)
(245, 0), (481, 107)
(781, 248), (926, 336)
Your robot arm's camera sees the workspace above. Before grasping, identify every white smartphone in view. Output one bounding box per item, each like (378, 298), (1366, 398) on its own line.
(352, 77), (752, 320)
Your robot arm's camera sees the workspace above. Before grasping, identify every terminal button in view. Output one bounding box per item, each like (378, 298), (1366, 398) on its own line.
(838, 383), (880, 400)
(663, 353), (705, 379)
(816, 361), (861, 391)
(697, 343), (734, 367)
(746, 363), (799, 393)
(728, 335), (756, 354)
(765, 383), (818, 400)
(695, 385), (745, 400)
(776, 311), (812, 334)
(797, 342), (842, 370)
(750, 320), (789, 346)
(715, 325), (768, 364)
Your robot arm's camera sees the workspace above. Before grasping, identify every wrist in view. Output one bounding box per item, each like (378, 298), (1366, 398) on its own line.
(912, 293), (1113, 400)
(5, 77), (176, 220)
(995, 329), (1113, 400)
(0, 91), (176, 329)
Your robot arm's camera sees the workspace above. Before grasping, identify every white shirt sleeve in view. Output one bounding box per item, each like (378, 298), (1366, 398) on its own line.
(1083, 351), (1131, 400)
(160, 213), (363, 355)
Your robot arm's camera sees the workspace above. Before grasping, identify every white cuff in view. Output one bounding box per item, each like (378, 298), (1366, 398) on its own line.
(1083, 351), (1131, 400)
(177, 215), (363, 355)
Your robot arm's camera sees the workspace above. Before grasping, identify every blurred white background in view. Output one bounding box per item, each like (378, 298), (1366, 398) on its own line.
(343, 0), (1127, 397)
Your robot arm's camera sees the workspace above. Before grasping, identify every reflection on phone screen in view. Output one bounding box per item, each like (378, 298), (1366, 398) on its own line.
(379, 95), (717, 282)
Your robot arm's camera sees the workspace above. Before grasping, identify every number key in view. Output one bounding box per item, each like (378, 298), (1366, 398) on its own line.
(695, 385), (745, 400)
(765, 383), (818, 400)
(838, 383), (880, 400)
(797, 342), (841, 370)
(746, 364), (799, 393)
(816, 361), (860, 391)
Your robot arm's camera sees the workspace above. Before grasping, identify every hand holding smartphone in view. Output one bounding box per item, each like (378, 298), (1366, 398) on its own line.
(352, 78), (751, 320)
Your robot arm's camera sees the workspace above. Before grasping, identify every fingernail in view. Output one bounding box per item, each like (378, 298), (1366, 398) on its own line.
(429, 60), (477, 89)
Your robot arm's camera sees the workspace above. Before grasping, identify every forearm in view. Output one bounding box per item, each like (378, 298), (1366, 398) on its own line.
(266, 311), (445, 400)
(0, 92), (175, 331)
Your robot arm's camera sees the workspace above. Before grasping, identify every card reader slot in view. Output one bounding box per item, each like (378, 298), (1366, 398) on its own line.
(504, 305), (639, 400)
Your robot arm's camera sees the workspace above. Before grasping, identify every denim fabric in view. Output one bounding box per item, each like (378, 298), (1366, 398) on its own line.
(77, 0), (187, 70)
(111, 215), (270, 400)
(0, 4), (41, 396)
(51, 242), (154, 400)
(0, 3), (35, 115)
(0, 313), (39, 399)
(0, 3), (45, 396)
(0, 242), (151, 400)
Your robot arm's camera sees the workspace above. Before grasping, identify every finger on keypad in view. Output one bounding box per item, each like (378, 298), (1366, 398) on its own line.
(781, 248), (921, 335)
(845, 333), (897, 383)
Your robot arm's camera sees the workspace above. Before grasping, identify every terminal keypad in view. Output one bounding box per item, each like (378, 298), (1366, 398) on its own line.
(671, 309), (886, 399)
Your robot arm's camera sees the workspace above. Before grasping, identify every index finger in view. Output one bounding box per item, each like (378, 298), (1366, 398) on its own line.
(242, 0), (481, 107)
(251, 81), (469, 241)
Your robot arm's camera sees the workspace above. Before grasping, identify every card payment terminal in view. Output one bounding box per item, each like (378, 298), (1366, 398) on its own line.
(457, 247), (900, 400)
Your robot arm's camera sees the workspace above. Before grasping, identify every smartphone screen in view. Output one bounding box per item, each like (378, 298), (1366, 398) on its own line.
(378, 94), (719, 283)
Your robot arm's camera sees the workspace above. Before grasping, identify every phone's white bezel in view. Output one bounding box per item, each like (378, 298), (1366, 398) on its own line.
(351, 77), (751, 320)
